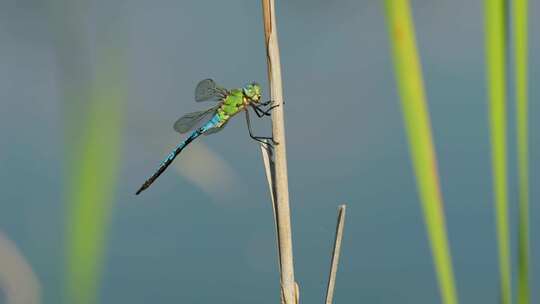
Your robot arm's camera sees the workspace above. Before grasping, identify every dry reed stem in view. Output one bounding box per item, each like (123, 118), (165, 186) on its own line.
(325, 205), (347, 304)
(261, 1), (296, 303)
(260, 141), (282, 274)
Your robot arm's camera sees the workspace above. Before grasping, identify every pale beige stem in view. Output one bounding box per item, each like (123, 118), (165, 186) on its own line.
(325, 205), (347, 304)
(261, 1), (296, 303)
(0, 232), (41, 304)
(260, 141), (281, 273)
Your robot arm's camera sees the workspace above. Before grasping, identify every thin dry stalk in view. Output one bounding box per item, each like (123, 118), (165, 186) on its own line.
(261, 1), (297, 303)
(260, 141), (281, 272)
(325, 205), (347, 304)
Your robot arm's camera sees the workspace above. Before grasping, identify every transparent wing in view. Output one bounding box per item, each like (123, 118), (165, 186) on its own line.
(195, 79), (228, 102)
(204, 121), (228, 135)
(173, 106), (219, 134)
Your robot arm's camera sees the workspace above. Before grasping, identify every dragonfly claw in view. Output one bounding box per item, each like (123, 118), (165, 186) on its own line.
(252, 136), (278, 147)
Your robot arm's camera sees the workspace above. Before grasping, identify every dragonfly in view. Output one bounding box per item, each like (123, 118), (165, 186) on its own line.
(135, 79), (278, 195)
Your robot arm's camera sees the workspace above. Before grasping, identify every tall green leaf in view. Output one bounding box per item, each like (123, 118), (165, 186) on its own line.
(512, 0), (529, 303)
(485, 1), (512, 303)
(383, 1), (458, 303)
(65, 51), (125, 304)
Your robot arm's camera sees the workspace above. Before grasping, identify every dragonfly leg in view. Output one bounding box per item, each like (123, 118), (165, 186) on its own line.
(245, 110), (278, 145)
(253, 135), (276, 146)
(252, 104), (279, 117)
(260, 104), (279, 116)
(260, 99), (274, 106)
(262, 99), (285, 106)
(252, 105), (266, 118)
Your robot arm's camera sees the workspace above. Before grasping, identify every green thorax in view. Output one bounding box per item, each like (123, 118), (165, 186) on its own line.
(217, 89), (245, 122)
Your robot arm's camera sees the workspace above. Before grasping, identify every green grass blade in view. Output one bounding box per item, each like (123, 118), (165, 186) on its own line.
(513, 0), (529, 303)
(383, 1), (458, 303)
(484, 1), (512, 303)
(65, 51), (125, 304)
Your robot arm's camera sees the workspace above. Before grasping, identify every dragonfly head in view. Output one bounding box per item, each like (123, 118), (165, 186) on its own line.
(243, 82), (262, 103)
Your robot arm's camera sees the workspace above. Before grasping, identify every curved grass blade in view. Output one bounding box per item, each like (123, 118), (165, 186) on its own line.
(484, 1), (512, 303)
(383, 1), (458, 303)
(64, 52), (125, 304)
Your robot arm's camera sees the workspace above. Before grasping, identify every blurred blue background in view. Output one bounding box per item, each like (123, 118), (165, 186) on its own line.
(0, 0), (538, 303)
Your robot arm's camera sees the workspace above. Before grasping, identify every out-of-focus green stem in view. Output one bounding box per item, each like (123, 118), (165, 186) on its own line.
(383, 1), (458, 304)
(513, 0), (529, 303)
(49, 4), (126, 304)
(484, 1), (512, 304)
(65, 51), (125, 304)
